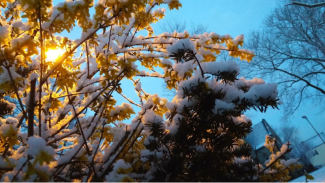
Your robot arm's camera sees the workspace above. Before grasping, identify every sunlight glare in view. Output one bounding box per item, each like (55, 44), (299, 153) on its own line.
(46, 48), (65, 61)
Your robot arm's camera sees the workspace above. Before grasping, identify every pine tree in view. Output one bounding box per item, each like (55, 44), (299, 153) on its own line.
(142, 39), (302, 182)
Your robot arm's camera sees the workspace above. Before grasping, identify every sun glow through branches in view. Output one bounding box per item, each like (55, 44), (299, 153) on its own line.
(46, 48), (65, 61)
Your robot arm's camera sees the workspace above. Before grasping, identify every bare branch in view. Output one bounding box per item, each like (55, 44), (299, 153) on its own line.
(287, 1), (325, 7)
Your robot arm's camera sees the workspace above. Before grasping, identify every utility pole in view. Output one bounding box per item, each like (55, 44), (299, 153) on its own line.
(302, 115), (325, 144)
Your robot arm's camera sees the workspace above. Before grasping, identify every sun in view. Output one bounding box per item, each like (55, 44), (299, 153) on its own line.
(46, 48), (65, 61)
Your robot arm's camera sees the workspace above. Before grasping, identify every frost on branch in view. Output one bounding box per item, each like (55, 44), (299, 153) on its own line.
(0, 0), (299, 182)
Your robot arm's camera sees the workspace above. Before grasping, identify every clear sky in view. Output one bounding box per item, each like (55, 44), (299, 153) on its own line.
(153, 0), (278, 36)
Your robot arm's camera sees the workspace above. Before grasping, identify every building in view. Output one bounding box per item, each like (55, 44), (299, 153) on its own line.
(301, 132), (325, 168)
(244, 119), (284, 165)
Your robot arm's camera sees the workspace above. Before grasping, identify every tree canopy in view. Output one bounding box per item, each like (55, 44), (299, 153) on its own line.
(240, 0), (325, 118)
(0, 0), (302, 182)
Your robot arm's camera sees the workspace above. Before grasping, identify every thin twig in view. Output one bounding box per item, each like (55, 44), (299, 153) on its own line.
(38, 4), (43, 137)
(48, 71), (125, 139)
(65, 86), (92, 156)
(86, 41), (90, 79)
(4, 66), (27, 128)
(116, 91), (141, 107)
(259, 142), (292, 174)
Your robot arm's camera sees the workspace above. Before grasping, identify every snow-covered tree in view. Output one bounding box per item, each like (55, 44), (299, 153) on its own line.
(141, 39), (302, 181)
(0, 0), (300, 182)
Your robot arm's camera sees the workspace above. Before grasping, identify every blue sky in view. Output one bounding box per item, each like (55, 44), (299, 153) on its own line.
(57, 0), (325, 142)
(153, 0), (278, 36)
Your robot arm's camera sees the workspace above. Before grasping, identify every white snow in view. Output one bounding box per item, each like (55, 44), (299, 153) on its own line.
(143, 109), (163, 124)
(172, 60), (195, 78)
(25, 136), (55, 157)
(5, 117), (18, 126)
(214, 99), (235, 114)
(135, 81), (141, 92)
(165, 114), (183, 134)
(29, 73), (39, 81)
(0, 123), (17, 137)
(201, 60), (240, 76)
(0, 66), (22, 91)
(105, 159), (133, 181)
(233, 156), (252, 164)
(167, 38), (196, 56)
(231, 115), (251, 125)
(0, 25), (10, 42)
(161, 58), (173, 66)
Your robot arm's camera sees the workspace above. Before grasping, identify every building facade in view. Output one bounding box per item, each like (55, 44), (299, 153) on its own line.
(301, 132), (325, 168)
(245, 119), (284, 165)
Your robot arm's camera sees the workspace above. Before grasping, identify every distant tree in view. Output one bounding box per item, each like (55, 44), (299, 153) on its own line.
(160, 19), (209, 35)
(240, 0), (325, 118)
(294, 143), (314, 170)
(279, 124), (299, 144)
(160, 19), (187, 33)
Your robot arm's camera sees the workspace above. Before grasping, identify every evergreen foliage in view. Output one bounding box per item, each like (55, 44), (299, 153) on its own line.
(142, 47), (300, 181)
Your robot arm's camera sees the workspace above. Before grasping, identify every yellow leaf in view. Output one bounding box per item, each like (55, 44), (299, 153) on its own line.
(168, 0), (182, 10)
(116, 166), (133, 174)
(34, 150), (53, 166)
(78, 152), (88, 162)
(1, 125), (19, 147)
(305, 174), (314, 180)
(23, 163), (35, 181)
(34, 168), (50, 182)
(120, 176), (135, 182)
